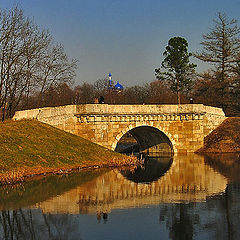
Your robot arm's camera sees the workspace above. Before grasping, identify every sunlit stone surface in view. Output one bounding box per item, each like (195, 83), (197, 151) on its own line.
(13, 104), (226, 153)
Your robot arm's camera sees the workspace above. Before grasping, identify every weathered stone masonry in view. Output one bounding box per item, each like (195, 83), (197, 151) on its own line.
(13, 104), (226, 153)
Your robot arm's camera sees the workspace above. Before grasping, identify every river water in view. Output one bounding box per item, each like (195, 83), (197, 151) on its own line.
(0, 153), (240, 240)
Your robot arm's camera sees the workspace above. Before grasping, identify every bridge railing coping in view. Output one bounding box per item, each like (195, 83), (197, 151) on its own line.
(13, 104), (225, 121)
(13, 105), (77, 120)
(76, 104), (225, 116)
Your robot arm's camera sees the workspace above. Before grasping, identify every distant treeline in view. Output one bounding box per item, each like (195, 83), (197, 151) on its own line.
(17, 74), (240, 117)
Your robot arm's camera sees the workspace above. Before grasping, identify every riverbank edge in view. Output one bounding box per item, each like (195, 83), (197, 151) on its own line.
(0, 156), (139, 186)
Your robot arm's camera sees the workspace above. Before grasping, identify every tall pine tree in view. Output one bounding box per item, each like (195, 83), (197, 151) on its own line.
(155, 37), (196, 104)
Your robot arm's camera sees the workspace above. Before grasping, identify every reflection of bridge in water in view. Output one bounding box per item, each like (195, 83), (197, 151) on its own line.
(35, 154), (228, 214)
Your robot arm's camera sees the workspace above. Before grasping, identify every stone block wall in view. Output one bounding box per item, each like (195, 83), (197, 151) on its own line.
(13, 104), (226, 153)
(14, 105), (78, 135)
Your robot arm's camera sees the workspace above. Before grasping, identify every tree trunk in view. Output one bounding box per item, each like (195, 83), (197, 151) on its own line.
(177, 91), (181, 105)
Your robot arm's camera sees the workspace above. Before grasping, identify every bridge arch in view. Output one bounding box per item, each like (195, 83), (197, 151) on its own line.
(111, 124), (176, 154)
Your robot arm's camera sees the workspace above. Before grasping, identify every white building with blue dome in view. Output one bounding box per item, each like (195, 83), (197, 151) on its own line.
(108, 72), (124, 92)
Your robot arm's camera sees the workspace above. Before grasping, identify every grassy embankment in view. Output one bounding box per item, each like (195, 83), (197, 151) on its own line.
(197, 117), (240, 153)
(0, 119), (137, 185)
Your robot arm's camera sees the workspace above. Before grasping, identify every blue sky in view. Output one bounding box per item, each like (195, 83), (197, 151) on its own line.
(1, 0), (240, 86)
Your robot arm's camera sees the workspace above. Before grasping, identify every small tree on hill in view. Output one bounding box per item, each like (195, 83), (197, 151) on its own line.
(155, 37), (196, 104)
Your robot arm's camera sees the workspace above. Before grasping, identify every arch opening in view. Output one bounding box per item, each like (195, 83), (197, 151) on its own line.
(115, 126), (174, 156)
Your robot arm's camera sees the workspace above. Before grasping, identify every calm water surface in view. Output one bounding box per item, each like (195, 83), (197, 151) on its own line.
(0, 153), (240, 240)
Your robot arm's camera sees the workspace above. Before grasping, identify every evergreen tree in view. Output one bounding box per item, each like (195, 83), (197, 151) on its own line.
(195, 13), (240, 112)
(194, 12), (240, 82)
(155, 37), (196, 104)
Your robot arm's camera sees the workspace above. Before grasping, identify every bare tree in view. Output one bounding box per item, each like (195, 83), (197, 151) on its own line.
(36, 44), (77, 105)
(73, 83), (95, 104)
(0, 6), (77, 120)
(93, 78), (108, 96)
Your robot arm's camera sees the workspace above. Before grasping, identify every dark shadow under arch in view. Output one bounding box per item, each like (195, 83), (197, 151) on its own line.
(115, 126), (173, 155)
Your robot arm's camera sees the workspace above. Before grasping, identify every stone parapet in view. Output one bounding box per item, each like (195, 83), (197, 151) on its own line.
(14, 104), (225, 121)
(76, 104), (225, 116)
(14, 105), (77, 121)
(14, 105), (78, 134)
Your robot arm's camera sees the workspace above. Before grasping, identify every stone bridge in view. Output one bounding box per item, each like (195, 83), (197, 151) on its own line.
(13, 104), (226, 153)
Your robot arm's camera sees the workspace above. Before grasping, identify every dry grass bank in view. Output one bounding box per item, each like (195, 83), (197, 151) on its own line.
(197, 117), (240, 153)
(0, 120), (137, 184)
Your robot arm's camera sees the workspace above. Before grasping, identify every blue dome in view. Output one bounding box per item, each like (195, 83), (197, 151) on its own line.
(114, 81), (123, 90)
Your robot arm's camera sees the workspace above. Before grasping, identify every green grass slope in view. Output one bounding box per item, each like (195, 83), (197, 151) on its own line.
(197, 117), (240, 153)
(0, 120), (136, 183)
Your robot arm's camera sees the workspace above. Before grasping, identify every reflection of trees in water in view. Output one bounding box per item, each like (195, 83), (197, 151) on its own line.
(0, 209), (35, 239)
(204, 154), (240, 239)
(159, 204), (196, 240)
(0, 209), (82, 240)
(204, 153), (240, 182)
(159, 183), (240, 240)
(42, 213), (80, 240)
